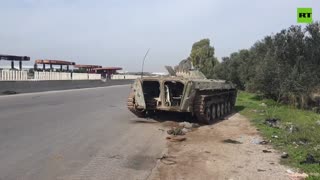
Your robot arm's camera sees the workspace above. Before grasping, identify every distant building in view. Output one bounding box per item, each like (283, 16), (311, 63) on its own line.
(151, 72), (168, 76)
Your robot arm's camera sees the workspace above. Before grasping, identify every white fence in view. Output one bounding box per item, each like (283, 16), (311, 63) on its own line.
(72, 73), (101, 80)
(111, 74), (142, 80)
(72, 73), (88, 80)
(0, 70), (28, 81)
(33, 72), (101, 80)
(111, 74), (158, 79)
(34, 72), (72, 80)
(0, 70), (102, 81)
(88, 74), (101, 80)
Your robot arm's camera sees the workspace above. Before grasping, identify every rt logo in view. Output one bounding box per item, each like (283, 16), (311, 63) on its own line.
(297, 8), (312, 23)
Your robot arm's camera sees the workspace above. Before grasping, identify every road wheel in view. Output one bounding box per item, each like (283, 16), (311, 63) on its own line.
(228, 101), (232, 113)
(216, 104), (221, 118)
(224, 102), (229, 114)
(211, 104), (216, 121)
(204, 106), (212, 123)
(221, 103), (225, 116)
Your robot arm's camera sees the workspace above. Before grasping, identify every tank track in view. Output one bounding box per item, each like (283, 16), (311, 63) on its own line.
(127, 91), (146, 117)
(193, 95), (208, 124)
(193, 91), (236, 124)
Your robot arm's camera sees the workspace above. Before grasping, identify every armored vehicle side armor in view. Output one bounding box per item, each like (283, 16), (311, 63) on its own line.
(127, 67), (237, 124)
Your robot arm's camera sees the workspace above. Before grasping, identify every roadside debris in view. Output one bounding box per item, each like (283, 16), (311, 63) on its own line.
(288, 173), (309, 179)
(309, 173), (320, 177)
(259, 103), (267, 107)
(257, 169), (266, 172)
(262, 150), (272, 153)
(165, 122), (197, 142)
(108, 155), (122, 159)
(167, 121), (198, 137)
(181, 128), (191, 134)
(290, 138), (309, 148)
(286, 169), (308, 180)
(167, 127), (185, 136)
(300, 154), (320, 165)
(281, 152), (289, 159)
(316, 120), (320, 126)
(251, 109), (265, 113)
(297, 138), (309, 146)
(259, 140), (269, 145)
(313, 145), (320, 151)
(292, 141), (300, 148)
(178, 121), (199, 129)
(285, 123), (299, 133)
(289, 173), (308, 180)
(286, 169), (294, 174)
(157, 154), (177, 165)
(251, 138), (269, 145)
(166, 136), (187, 142)
(251, 138), (261, 144)
(272, 135), (279, 139)
(223, 139), (242, 144)
(264, 118), (280, 128)
(178, 122), (193, 129)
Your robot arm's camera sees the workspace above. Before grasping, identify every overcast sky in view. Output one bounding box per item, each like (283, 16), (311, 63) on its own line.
(0, 0), (319, 72)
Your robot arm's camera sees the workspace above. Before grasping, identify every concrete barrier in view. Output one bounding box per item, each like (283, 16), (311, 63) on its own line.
(0, 79), (133, 95)
(0, 70), (28, 81)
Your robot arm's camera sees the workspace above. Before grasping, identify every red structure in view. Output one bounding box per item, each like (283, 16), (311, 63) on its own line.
(34, 59), (76, 71)
(0, 54), (30, 70)
(74, 64), (102, 73)
(93, 67), (122, 79)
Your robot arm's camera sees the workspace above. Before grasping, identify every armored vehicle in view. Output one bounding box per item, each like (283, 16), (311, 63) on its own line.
(127, 67), (237, 124)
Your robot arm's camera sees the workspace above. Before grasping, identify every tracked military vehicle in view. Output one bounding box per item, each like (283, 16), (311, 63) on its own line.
(127, 66), (237, 124)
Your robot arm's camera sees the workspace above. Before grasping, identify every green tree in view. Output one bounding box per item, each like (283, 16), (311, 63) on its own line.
(212, 57), (230, 80)
(190, 39), (218, 78)
(212, 22), (320, 108)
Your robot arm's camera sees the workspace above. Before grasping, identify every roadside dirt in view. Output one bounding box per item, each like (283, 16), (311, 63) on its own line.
(149, 113), (291, 180)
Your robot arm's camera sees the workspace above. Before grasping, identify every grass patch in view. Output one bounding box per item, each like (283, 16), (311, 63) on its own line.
(236, 91), (320, 178)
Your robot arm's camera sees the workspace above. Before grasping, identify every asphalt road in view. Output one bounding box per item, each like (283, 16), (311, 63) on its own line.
(0, 85), (166, 180)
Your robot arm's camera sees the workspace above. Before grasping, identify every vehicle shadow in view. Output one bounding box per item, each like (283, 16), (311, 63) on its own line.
(130, 105), (246, 126)
(130, 111), (194, 124)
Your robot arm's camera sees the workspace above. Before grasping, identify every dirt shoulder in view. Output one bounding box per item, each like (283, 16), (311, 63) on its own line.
(149, 113), (291, 180)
